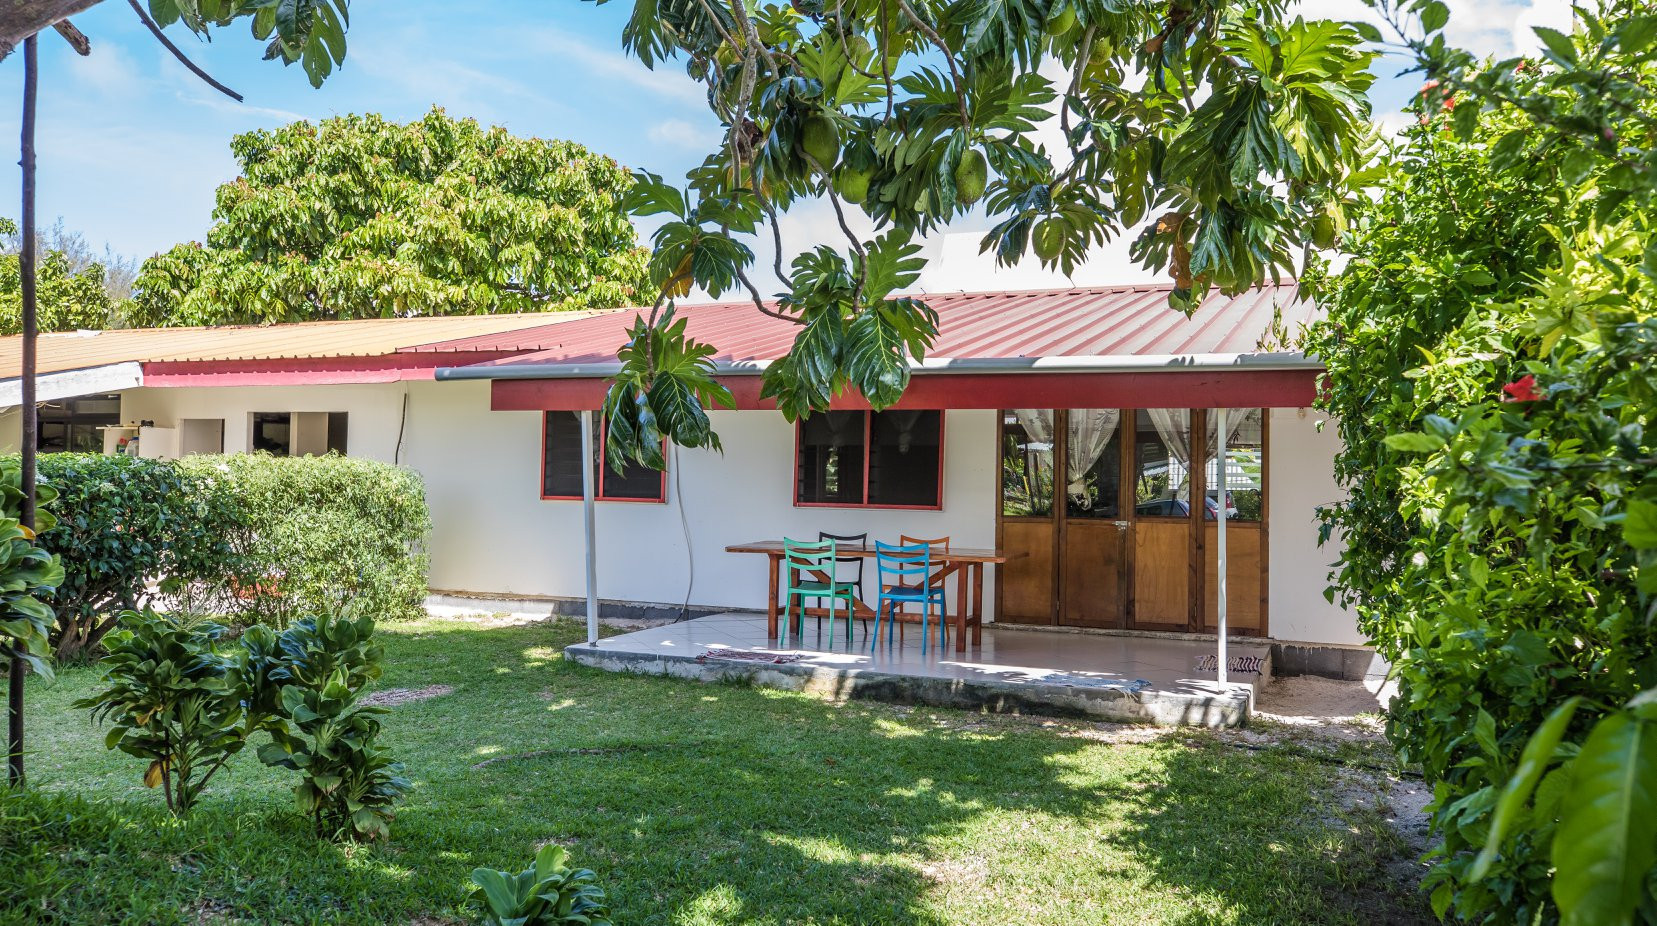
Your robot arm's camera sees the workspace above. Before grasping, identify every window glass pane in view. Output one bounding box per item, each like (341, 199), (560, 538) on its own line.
(1001, 410), (1054, 517)
(542, 411), (584, 497)
(797, 411), (866, 504)
(602, 453), (664, 500)
(1133, 409), (1192, 518)
(868, 410), (941, 506)
(1206, 408), (1264, 521)
(1065, 409), (1122, 519)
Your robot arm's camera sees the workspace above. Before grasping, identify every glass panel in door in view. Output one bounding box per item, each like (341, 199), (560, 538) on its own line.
(1060, 410), (1126, 628)
(998, 410), (1057, 624)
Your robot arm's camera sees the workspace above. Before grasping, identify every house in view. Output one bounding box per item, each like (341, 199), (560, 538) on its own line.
(0, 283), (1366, 691)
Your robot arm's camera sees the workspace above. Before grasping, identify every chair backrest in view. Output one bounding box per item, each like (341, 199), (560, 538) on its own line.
(900, 534), (951, 553)
(875, 541), (933, 590)
(819, 531), (867, 583)
(783, 538), (836, 574)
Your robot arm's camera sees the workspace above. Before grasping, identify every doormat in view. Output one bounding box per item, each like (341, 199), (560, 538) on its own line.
(696, 649), (807, 665)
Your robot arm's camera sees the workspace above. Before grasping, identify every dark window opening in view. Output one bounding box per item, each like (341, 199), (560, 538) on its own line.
(251, 411), (348, 457)
(37, 394), (120, 453)
(542, 411), (665, 502)
(796, 410), (943, 508)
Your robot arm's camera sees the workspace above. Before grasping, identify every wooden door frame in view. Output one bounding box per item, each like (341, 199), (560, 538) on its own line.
(994, 406), (1271, 637)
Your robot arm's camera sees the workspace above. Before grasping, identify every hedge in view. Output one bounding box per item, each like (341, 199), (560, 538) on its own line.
(20, 453), (430, 649)
(33, 454), (240, 660)
(176, 454), (431, 626)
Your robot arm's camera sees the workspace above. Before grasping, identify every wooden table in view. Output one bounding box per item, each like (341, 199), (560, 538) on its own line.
(725, 541), (1015, 653)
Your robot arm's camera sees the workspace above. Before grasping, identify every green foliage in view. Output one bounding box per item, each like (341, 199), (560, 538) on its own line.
(0, 217), (120, 334)
(146, 0), (351, 88)
(78, 609), (407, 839)
(130, 108), (649, 326)
(73, 611), (253, 816)
(30, 454), (243, 660)
(469, 844), (614, 926)
(1307, 2), (1656, 921)
(251, 613), (408, 841)
(176, 454), (431, 627)
(590, 0), (1378, 464)
(0, 457), (62, 679)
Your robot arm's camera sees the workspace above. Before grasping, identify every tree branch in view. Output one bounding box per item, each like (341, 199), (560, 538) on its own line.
(893, 0), (969, 128)
(52, 19), (89, 55)
(126, 0), (243, 102)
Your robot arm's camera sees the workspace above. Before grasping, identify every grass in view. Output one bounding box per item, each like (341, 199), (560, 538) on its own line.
(3, 617), (1428, 925)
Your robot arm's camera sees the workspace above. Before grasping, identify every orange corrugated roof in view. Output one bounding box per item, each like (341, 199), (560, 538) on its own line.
(0, 311), (614, 380)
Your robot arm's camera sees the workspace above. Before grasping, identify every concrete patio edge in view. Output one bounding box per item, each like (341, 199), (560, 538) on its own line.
(564, 641), (1253, 728)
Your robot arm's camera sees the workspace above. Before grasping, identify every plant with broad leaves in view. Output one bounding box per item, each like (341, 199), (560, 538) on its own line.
(148, 0), (350, 87)
(1307, 2), (1655, 921)
(252, 613), (409, 841)
(469, 844), (614, 926)
(73, 610), (255, 816)
(586, 0), (1377, 466)
(0, 458), (61, 681)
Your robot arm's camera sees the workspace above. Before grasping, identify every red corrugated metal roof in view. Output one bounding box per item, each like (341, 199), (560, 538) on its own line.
(420, 283), (1315, 367)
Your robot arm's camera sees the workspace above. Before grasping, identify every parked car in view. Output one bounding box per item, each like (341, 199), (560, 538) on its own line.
(1134, 492), (1238, 519)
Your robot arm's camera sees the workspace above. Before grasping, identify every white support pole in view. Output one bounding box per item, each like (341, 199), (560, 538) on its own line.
(1214, 406), (1228, 685)
(580, 409), (599, 646)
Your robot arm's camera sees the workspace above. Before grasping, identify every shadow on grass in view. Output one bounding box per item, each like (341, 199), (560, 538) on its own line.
(8, 617), (1429, 926)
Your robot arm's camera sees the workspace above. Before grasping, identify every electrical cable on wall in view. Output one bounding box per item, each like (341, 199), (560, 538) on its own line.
(394, 387), (409, 464)
(674, 443), (695, 622)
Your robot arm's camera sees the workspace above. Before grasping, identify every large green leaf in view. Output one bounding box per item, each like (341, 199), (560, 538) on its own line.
(1471, 696), (1581, 880)
(1552, 713), (1657, 926)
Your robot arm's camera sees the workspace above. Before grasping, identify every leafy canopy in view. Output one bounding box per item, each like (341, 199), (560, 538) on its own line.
(588, 0), (1377, 467)
(1307, 1), (1657, 922)
(131, 108), (650, 326)
(0, 217), (120, 334)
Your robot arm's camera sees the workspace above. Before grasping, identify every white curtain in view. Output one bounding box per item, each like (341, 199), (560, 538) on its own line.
(1066, 409), (1120, 508)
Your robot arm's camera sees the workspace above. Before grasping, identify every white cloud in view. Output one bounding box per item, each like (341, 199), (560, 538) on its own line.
(648, 118), (721, 150)
(520, 27), (705, 107)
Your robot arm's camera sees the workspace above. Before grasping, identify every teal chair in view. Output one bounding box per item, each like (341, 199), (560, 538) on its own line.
(873, 541), (949, 653)
(782, 538), (859, 647)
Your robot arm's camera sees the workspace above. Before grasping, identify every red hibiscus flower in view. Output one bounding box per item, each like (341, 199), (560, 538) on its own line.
(1502, 374), (1543, 403)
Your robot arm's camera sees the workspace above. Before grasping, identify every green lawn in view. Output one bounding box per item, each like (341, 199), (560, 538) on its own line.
(3, 617), (1428, 925)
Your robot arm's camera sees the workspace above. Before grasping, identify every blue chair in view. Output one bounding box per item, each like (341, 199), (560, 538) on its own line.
(873, 542), (948, 653)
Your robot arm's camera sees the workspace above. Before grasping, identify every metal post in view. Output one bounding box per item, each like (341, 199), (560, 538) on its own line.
(580, 410), (599, 647)
(1214, 406), (1228, 686)
(8, 34), (39, 788)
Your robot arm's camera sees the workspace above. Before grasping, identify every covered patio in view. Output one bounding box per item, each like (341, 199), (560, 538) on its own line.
(434, 284), (1337, 728)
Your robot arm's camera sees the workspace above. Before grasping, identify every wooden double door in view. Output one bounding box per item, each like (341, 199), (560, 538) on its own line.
(995, 408), (1268, 635)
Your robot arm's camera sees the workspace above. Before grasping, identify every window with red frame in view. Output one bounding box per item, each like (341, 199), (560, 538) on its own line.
(542, 411), (665, 502)
(796, 410), (943, 508)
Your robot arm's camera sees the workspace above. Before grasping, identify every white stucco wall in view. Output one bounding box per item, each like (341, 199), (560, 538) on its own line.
(1265, 407), (1358, 646)
(104, 380), (1358, 646)
(403, 379), (1000, 610)
(120, 383), (411, 460)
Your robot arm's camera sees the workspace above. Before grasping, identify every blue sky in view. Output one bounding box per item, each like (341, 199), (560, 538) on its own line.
(0, 0), (1564, 292)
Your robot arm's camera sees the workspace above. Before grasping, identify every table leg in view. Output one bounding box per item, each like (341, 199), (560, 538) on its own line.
(767, 553), (780, 639)
(955, 564), (969, 653)
(972, 563), (985, 646)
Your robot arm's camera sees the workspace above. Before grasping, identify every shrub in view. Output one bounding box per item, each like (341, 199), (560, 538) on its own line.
(177, 454), (430, 626)
(1307, 10), (1656, 922)
(74, 610), (256, 815)
(0, 457), (63, 679)
(252, 613), (410, 841)
(79, 608), (409, 838)
(470, 845), (613, 926)
(30, 454), (243, 660)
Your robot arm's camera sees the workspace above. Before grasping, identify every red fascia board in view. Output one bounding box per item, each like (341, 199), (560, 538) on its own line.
(142, 352), (523, 387)
(490, 368), (1320, 412)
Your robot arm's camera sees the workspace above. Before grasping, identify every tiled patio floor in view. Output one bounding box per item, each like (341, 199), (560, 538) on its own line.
(565, 612), (1268, 727)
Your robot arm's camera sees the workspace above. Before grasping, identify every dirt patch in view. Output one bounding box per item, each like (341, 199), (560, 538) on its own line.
(1256, 675), (1395, 729)
(361, 685), (454, 707)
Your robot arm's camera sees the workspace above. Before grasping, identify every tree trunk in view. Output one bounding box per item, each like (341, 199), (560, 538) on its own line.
(0, 0), (102, 61)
